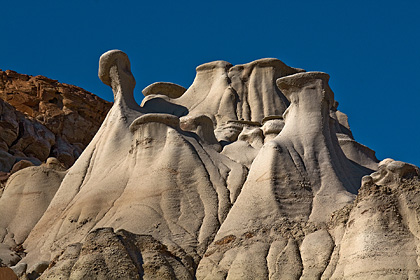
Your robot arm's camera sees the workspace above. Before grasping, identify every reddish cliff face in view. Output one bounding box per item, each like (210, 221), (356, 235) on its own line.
(0, 69), (111, 176)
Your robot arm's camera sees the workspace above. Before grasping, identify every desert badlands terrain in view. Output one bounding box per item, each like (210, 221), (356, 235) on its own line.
(0, 50), (419, 279)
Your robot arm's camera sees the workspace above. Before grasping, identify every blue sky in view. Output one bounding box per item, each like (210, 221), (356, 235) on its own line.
(2, 0), (420, 166)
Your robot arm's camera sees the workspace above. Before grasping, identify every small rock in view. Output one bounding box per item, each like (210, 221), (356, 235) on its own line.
(45, 157), (66, 170)
(142, 82), (186, 99)
(32, 261), (50, 274)
(0, 150), (16, 172)
(0, 267), (18, 280)
(11, 160), (34, 174)
(11, 262), (27, 277)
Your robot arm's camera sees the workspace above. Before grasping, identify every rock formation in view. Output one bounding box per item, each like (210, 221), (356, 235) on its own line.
(0, 50), (418, 279)
(0, 70), (111, 169)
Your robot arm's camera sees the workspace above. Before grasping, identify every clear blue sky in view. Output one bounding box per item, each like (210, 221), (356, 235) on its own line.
(2, 0), (420, 166)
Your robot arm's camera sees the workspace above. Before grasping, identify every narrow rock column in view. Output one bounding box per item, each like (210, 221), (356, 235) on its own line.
(22, 50), (144, 267)
(98, 50), (140, 112)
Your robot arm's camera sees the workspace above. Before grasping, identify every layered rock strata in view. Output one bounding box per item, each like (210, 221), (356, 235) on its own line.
(1, 50), (418, 279)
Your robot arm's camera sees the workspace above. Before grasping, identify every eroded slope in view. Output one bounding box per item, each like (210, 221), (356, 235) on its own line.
(2, 50), (416, 279)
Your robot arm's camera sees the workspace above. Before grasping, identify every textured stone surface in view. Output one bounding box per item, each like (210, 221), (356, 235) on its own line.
(142, 82), (186, 99)
(0, 164), (65, 268)
(142, 58), (305, 126)
(0, 70), (112, 168)
(0, 99), (54, 185)
(38, 228), (193, 280)
(2, 50), (418, 279)
(0, 267), (18, 280)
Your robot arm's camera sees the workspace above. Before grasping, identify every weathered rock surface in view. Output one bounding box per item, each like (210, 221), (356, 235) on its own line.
(142, 58), (304, 126)
(2, 50), (418, 279)
(38, 228), (193, 280)
(0, 266), (18, 280)
(0, 98), (54, 188)
(0, 163), (65, 267)
(196, 71), (370, 279)
(0, 70), (111, 169)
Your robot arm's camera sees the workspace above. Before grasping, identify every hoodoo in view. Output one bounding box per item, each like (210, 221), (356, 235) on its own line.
(0, 50), (419, 279)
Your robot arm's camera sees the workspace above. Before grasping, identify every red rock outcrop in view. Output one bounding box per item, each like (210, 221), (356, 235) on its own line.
(0, 69), (111, 172)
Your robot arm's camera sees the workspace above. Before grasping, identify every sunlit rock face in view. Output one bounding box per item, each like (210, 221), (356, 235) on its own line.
(196, 72), (372, 280)
(0, 69), (112, 169)
(2, 50), (419, 279)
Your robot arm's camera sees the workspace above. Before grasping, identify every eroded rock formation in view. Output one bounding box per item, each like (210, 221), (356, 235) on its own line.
(0, 70), (111, 169)
(1, 50), (418, 279)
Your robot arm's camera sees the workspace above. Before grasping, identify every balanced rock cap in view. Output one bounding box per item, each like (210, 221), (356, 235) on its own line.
(142, 82), (186, 99)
